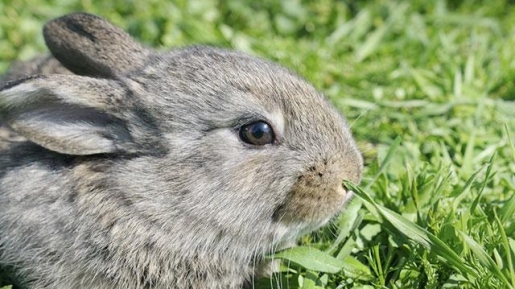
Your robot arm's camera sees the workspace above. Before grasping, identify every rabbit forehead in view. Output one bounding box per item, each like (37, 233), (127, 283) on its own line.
(138, 46), (349, 146)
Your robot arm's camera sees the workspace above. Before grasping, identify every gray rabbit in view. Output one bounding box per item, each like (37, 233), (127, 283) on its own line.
(0, 13), (363, 289)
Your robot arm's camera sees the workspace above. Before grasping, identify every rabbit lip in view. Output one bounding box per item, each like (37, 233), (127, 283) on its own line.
(344, 188), (355, 202)
(272, 179), (348, 225)
(336, 183), (346, 196)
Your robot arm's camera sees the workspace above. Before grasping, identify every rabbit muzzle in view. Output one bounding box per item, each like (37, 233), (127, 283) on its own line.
(273, 153), (360, 226)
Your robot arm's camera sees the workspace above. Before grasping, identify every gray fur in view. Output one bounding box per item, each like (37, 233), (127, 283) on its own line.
(0, 13), (363, 289)
(0, 55), (71, 83)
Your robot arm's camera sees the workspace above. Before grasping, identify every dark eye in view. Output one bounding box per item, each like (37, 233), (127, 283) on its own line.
(239, 121), (275, 146)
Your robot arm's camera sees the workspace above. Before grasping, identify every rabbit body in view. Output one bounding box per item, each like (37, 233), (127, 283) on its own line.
(0, 13), (363, 289)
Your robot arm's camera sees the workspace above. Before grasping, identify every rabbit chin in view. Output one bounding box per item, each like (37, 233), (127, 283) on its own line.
(261, 216), (333, 260)
(268, 204), (345, 250)
(262, 188), (355, 256)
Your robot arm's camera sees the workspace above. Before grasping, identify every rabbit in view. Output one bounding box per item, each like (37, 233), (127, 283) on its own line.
(0, 12), (363, 289)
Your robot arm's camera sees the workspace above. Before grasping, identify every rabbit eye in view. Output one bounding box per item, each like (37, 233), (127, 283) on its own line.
(239, 121), (275, 146)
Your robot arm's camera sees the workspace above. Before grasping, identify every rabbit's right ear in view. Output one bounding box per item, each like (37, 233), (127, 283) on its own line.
(43, 13), (148, 78)
(0, 75), (163, 155)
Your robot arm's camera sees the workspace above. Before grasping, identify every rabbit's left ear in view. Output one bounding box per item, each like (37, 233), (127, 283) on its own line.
(43, 13), (148, 78)
(0, 75), (162, 155)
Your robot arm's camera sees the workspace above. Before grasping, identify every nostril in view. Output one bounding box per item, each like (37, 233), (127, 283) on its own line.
(318, 172), (323, 177)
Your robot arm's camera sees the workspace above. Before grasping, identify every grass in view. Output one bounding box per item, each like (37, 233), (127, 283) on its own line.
(1, 0), (515, 288)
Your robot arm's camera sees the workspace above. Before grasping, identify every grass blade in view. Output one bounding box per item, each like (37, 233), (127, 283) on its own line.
(272, 246), (346, 274)
(494, 212), (515, 288)
(346, 182), (475, 276)
(500, 194), (515, 224)
(365, 136), (402, 191)
(459, 230), (513, 289)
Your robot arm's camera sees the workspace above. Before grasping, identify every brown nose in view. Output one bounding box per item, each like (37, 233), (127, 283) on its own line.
(272, 156), (359, 224)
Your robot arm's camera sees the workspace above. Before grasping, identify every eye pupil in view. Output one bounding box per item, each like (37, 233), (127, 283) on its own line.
(250, 123), (266, 139)
(239, 121), (275, 146)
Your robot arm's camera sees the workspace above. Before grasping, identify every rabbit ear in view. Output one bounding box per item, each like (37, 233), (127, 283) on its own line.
(0, 75), (161, 155)
(43, 13), (148, 78)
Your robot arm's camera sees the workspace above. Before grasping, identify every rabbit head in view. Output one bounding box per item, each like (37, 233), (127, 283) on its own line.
(0, 13), (363, 289)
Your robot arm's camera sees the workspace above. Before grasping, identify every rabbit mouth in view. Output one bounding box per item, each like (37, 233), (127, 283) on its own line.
(270, 155), (354, 225)
(271, 182), (349, 226)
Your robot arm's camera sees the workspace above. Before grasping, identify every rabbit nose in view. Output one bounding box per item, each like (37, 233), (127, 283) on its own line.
(300, 161), (345, 192)
(302, 156), (358, 190)
(272, 156), (358, 224)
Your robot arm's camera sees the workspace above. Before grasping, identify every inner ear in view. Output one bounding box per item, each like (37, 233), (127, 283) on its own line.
(7, 102), (135, 156)
(0, 74), (163, 156)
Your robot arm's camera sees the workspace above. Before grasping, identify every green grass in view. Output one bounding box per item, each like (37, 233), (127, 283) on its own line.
(1, 0), (515, 288)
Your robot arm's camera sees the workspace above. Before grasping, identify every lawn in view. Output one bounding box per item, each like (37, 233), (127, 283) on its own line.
(1, 0), (515, 288)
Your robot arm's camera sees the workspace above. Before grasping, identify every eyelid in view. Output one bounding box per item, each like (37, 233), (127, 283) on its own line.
(232, 114), (264, 130)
